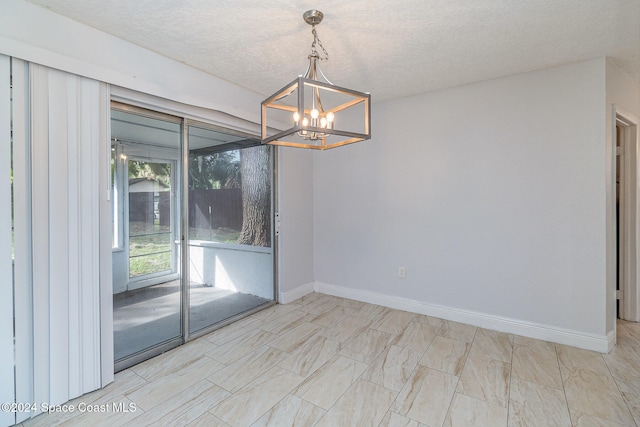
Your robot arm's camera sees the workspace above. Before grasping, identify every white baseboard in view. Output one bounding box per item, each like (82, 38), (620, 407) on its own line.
(315, 282), (611, 353)
(278, 282), (315, 304)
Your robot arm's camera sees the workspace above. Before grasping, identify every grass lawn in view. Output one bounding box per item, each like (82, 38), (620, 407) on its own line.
(129, 221), (172, 277)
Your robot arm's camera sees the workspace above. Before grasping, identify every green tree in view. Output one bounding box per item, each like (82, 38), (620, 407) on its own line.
(189, 151), (240, 189)
(128, 160), (171, 186)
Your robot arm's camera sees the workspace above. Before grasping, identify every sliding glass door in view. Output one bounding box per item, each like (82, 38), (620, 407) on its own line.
(187, 124), (274, 334)
(111, 108), (183, 366)
(111, 105), (275, 370)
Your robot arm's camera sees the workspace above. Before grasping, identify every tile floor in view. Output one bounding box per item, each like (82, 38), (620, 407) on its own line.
(19, 292), (640, 426)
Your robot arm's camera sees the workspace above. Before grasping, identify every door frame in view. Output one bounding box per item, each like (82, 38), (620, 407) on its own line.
(617, 112), (640, 322)
(124, 156), (180, 290)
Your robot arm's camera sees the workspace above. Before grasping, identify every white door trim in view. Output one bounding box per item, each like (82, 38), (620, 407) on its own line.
(617, 111), (640, 322)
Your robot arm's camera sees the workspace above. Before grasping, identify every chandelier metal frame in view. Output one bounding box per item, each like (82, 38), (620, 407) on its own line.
(261, 10), (371, 150)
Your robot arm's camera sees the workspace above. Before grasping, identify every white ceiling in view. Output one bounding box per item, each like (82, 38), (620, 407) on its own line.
(25, 0), (640, 102)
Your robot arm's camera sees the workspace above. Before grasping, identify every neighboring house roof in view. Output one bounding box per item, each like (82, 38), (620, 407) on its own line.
(128, 177), (170, 193)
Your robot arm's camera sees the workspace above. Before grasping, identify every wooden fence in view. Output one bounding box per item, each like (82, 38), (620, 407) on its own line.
(131, 188), (242, 230)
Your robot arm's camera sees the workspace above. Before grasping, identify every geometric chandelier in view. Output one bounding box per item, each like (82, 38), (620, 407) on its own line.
(261, 10), (371, 150)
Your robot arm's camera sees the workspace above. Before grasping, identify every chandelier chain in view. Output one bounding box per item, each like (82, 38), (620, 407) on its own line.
(311, 26), (329, 61)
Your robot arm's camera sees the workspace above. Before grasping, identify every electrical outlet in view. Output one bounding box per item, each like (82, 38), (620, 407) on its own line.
(398, 266), (406, 278)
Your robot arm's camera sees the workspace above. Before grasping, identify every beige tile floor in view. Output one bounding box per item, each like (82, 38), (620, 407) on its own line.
(19, 292), (640, 426)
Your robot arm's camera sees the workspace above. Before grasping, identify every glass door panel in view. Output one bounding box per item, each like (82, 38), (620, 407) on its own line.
(187, 124), (274, 334)
(128, 160), (174, 280)
(111, 108), (183, 365)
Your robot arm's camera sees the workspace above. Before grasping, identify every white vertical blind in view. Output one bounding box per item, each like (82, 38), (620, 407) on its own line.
(29, 63), (105, 412)
(12, 58), (33, 426)
(30, 62), (51, 411)
(0, 54), (15, 427)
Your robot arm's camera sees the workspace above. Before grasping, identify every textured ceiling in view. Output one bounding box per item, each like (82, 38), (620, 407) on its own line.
(25, 0), (640, 101)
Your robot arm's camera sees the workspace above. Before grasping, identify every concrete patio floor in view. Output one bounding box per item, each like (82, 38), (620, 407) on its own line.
(113, 280), (271, 361)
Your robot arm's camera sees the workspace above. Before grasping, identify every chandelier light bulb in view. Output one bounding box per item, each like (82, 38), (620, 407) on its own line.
(293, 111), (300, 123)
(320, 117), (327, 128)
(310, 109), (319, 119)
(302, 117), (309, 126)
(326, 111), (335, 129)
